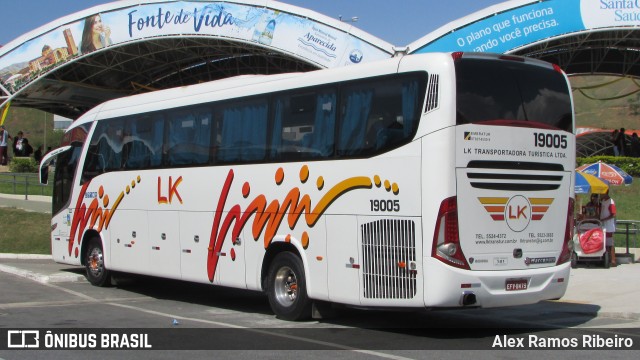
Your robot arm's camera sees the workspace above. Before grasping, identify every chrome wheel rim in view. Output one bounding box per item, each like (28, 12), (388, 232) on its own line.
(87, 246), (104, 278)
(274, 266), (298, 307)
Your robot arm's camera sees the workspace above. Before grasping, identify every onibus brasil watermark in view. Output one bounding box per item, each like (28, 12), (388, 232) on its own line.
(6, 330), (152, 350)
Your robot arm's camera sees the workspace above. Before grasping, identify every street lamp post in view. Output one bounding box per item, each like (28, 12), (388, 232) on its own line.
(43, 112), (47, 151)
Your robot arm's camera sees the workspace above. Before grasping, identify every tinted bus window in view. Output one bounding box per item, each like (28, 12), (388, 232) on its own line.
(53, 144), (83, 214)
(455, 59), (572, 132)
(166, 107), (212, 166)
(271, 89), (337, 161)
(123, 114), (164, 169)
(339, 77), (423, 156)
(216, 98), (268, 163)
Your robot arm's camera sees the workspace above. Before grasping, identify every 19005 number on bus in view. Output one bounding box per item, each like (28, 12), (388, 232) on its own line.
(533, 133), (567, 149)
(370, 199), (400, 212)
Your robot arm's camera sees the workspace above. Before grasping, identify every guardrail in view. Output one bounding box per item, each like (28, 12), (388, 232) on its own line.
(615, 220), (638, 261)
(0, 172), (50, 200)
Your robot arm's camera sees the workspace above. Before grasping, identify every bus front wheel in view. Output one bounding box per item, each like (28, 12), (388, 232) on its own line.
(266, 252), (311, 321)
(85, 238), (111, 287)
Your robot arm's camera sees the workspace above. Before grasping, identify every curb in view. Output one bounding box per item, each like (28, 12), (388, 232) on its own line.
(596, 312), (640, 321)
(0, 263), (86, 284)
(0, 194), (52, 202)
(0, 253), (85, 283)
(0, 253), (52, 260)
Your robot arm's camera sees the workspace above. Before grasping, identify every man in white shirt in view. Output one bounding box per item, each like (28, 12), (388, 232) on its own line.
(600, 190), (617, 267)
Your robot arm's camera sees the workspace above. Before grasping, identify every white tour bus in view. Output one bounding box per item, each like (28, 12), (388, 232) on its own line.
(40, 52), (575, 320)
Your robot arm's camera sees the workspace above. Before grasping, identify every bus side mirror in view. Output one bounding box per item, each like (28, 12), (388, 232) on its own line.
(38, 145), (71, 185)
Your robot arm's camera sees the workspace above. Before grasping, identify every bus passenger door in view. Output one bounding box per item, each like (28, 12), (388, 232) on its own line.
(326, 215), (360, 305)
(148, 211), (181, 279)
(51, 209), (73, 263)
(180, 211), (216, 284)
(110, 210), (149, 274)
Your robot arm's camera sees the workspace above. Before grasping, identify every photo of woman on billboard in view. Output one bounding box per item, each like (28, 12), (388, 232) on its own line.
(80, 14), (112, 54)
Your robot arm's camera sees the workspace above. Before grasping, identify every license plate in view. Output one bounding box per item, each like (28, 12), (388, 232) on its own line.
(505, 278), (528, 291)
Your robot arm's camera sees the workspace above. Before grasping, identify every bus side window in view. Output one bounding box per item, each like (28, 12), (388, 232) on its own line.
(81, 141), (105, 184)
(166, 108), (213, 166)
(339, 88), (372, 156)
(81, 119), (124, 183)
(373, 79), (420, 152)
(340, 78), (420, 156)
(270, 90), (335, 161)
(217, 99), (268, 163)
(122, 115), (162, 170)
(309, 92), (336, 157)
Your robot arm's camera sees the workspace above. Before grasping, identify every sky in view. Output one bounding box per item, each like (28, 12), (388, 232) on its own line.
(0, 0), (507, 47)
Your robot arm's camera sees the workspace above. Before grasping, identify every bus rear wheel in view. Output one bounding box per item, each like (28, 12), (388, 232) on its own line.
(266, 252), (311, 321)
(85, 238), (111, 287)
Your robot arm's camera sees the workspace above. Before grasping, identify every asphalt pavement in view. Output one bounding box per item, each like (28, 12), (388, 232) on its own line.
(1, 192), (639, 322)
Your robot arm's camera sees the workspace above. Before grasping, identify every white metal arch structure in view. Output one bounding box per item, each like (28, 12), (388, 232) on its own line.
(408, 0), (640, 77)
(0, 0), (394, 119)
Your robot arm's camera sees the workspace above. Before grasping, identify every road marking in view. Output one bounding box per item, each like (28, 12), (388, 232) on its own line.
(0, 297), (151, 309)
(3, 271), (415, 360)
(107, 302), (414, 359)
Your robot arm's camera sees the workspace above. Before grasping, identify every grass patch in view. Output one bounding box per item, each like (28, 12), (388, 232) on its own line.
(0, 174), (52, 196)
(0, 208), (51, 254)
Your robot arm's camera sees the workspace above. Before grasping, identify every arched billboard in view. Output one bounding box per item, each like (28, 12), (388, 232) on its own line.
(409, 0), (640, 54)
(0, 0), (393, 97)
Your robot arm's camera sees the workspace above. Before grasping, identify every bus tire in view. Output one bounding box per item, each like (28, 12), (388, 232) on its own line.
(85, 238), (111, 287)
(266, 252), (311, 321)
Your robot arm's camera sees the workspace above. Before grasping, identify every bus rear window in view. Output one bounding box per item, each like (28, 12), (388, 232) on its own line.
(455, 59), (572, 132)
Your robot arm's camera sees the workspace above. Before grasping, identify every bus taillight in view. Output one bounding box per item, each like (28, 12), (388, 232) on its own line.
(557, 198), (575, 265)
(432, 196), (470, 270)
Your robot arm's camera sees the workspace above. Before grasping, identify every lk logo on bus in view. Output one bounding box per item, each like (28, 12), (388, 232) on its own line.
(478, 196), (554, 232)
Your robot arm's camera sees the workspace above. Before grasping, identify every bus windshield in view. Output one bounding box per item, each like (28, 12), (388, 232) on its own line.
(455, 58), (572, 132)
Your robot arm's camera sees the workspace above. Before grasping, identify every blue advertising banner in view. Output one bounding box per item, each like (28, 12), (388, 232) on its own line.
(414, 0), (585, 54)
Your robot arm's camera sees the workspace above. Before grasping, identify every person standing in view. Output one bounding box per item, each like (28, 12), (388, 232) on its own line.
(0, 125), (10, 165)
(611, 129), (620, 156)
(600, 191), (617, 267)
(616, 128), (627, 157)
(12, 130), (25, 157)
(21, 138), (33, 158)
(582, 194), (600, 220)
(34, 145), (43, 163)
(630, 132), (640, 157)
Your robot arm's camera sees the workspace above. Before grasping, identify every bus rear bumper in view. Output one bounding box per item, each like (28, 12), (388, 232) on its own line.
(423, 258), (571, 308)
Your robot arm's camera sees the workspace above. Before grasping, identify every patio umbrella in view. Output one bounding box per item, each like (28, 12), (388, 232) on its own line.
(576, 161), (633, 186)
(575, 171), (609, 194)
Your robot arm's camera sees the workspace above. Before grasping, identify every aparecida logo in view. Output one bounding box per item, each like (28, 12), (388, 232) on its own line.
(7, 330), (39, 348)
